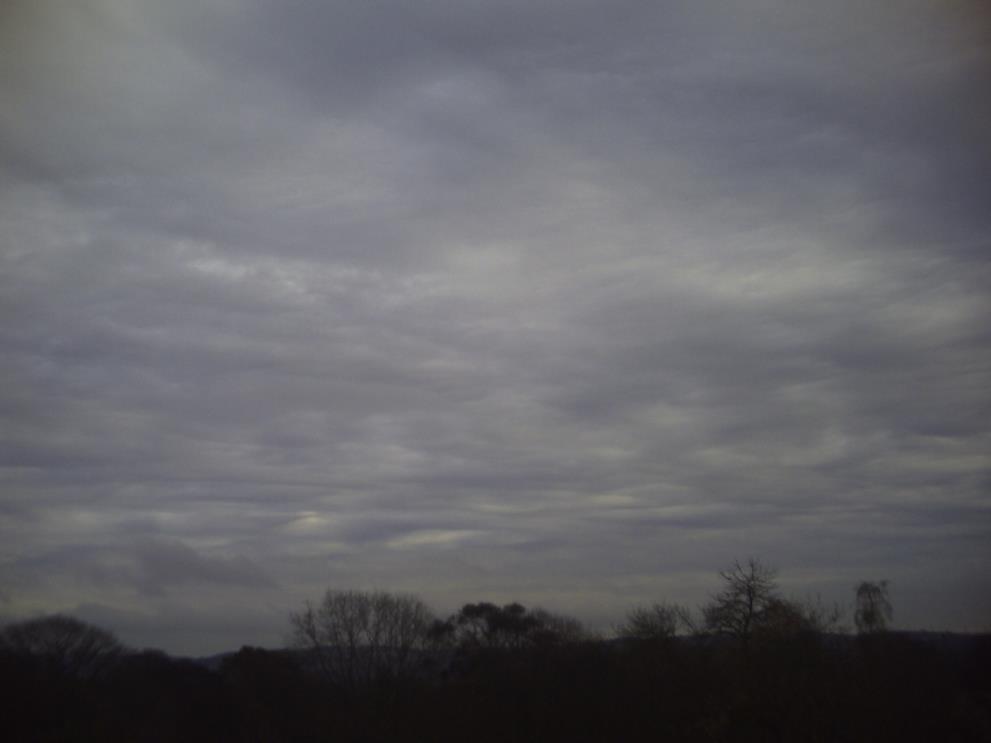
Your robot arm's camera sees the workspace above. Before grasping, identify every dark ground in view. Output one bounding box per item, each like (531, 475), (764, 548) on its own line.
(2, 630), (989, 742)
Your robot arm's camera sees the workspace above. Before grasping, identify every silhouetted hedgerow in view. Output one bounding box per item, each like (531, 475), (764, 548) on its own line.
(2, 570), (989, 742)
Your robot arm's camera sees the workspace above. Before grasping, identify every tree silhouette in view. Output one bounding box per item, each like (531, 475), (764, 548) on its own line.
(289, 589), (435, 689)
(854, 580), (893, 634)
(703, 558), (779, 643)
(433, 602), (588, 652)
(617, 602), (694, 641)
(0, 614), (124, 680)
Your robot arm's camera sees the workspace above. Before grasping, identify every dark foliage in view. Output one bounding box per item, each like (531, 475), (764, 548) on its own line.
(2, 608), (989, 742)
(0, 615), (123, 681)
(856, 579), (894, 634)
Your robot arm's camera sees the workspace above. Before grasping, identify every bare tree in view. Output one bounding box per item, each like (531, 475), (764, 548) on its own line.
(617, 602), (695, 641)
(0, 614), (124, 679)
(289, 589), (435, 688)
(703, 558), (779, 643)
(526, 607), (592, 646)
(854, 580), (893, 634)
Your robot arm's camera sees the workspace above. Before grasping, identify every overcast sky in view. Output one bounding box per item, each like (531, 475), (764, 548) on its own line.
(1, 0), (989, 655)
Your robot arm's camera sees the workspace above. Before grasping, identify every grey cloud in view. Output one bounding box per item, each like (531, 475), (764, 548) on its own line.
(6, 540), (274, 598)
(129, 540), (277, 595)
(1, 0), (989, 651)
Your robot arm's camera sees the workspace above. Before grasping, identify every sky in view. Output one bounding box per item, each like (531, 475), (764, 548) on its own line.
(1, 0), (989, 655)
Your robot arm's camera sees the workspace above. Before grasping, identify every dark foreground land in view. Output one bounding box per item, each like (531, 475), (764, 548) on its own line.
(2, 630), (989, 742)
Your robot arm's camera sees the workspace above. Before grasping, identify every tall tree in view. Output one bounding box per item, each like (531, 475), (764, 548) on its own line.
(854, 580), (893, 634)
(703, 558), (779, 643)
(290, 589), (435, 689)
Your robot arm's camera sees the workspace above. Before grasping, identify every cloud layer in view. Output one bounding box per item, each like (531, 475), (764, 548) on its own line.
(1, 0), (989, 653)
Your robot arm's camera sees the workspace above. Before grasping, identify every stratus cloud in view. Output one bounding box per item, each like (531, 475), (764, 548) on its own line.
(1, 0), (989, 652)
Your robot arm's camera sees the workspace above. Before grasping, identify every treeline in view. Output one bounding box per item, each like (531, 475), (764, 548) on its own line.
(2, 561), (990, 742)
